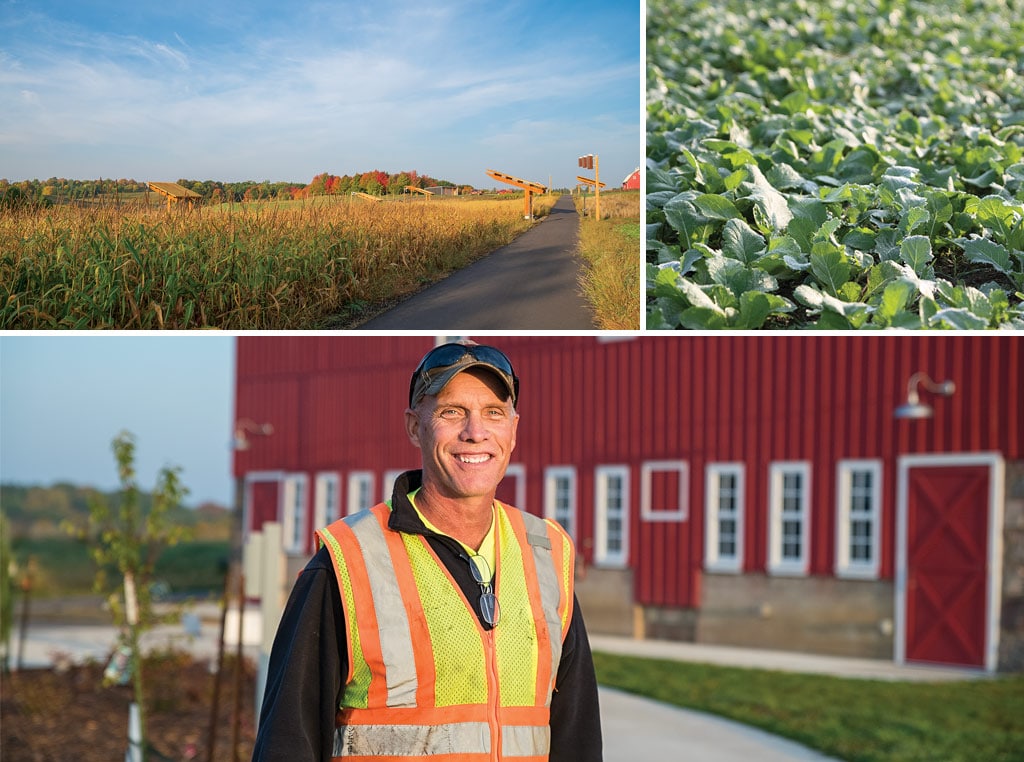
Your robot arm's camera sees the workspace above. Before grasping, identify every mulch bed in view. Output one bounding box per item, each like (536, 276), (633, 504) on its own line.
(2, 654), (256, 761)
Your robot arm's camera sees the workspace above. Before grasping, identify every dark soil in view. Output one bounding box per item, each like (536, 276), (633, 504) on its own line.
(1, 654), (257, 761)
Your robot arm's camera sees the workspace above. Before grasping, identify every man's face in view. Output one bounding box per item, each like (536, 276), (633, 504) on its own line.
(405, 368), (519, 503)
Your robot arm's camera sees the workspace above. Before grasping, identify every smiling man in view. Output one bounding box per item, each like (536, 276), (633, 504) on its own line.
(252, 341), (602, 762)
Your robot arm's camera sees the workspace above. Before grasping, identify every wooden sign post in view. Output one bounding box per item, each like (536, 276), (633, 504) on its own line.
(485, 169), (547, 219)
(577, 154), (600, 220)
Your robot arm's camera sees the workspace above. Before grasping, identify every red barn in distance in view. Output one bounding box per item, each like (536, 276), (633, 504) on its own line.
(233, 335), (1024, 673)
(621, 168), (640, 190)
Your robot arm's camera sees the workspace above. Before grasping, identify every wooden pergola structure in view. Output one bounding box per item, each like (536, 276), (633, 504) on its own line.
(485, 169), (546, 219)
(147, 182), (203, 211)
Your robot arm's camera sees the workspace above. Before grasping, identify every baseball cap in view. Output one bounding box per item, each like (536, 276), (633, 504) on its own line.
(408, 342), (519, 408)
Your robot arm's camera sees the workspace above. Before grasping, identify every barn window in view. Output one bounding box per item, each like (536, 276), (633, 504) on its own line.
(595, 465), (630, 567)
(641, 460), (688, 522)
(768, 462), (810, 575)
(282, 473), (309, 555)
(835, 460), (882, 579)
(705, 463), (744, 572)
(347, 471), (374, 516)
(383, 470), (404, 503)
(544, 466), (577, 540)
(314, 472), (341, 531)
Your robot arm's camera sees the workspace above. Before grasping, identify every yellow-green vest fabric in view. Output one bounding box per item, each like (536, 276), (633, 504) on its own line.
(316, 500), (575, 762)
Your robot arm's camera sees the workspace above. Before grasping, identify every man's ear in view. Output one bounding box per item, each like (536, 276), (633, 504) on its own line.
(404, 407), (422, 449)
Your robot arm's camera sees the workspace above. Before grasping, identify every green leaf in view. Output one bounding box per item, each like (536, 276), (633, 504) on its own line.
(721, 218), (767, 263)
(876, 279), (916, 325)
(743, 164), (794, 232)
(693, 194), (743, 221)
(929, 308), (990, 329)
(678, 306), (729, 330)
(810, 247), (851, 296)
(957, 237), (1013, 275)
(900, 236), (933, 275)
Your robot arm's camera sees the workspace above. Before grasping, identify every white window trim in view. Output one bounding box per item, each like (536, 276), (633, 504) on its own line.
(835, 459), (882, 579)
(595, 465), (630, 568)
(768, 461), (811, 576)
(241, 470), (286, 543)
(705, 462), (744, 573)
(544, 466), (577, 541)
(383, 469), (404, 503)
(282, 473), (309, 556)
(347, 471), (375, 516)
(502, 463), (527, 509)
(313, 471), (342, 533)
(640, 460), (689, 522)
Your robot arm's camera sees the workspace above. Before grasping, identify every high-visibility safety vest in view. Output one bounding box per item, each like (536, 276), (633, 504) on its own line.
(316, 500), (575, 762)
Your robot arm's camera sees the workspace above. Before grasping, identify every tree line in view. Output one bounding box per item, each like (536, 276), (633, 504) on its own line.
(1, 168), (462, 208)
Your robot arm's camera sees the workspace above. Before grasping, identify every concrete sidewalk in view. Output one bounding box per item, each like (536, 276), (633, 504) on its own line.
(600, 686), (840, 762)
(589, 634), (986, 762)
(589, 634), (989, 682)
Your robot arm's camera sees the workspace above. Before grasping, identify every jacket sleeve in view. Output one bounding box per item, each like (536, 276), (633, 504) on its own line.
(548, 596), (603, 762)
(251, 548), (346, 762)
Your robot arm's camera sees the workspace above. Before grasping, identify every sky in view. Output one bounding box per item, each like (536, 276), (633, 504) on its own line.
(1, 335), (236, 507)
(0, 0), (641, 190)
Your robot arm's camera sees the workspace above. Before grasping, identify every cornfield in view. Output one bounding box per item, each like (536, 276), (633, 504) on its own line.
(1, 195), (556, 329)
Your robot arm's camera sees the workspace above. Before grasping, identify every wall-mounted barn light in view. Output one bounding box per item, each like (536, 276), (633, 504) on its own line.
(232, 418), (274, 450)
(894, 372), (956, 419)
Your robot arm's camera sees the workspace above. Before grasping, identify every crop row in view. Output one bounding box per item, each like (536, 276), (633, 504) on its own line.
(647, 0), (1024, 329)
(1, 197), (547, 329)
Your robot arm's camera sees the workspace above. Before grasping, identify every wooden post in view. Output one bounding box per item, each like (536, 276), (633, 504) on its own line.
(230, 567), (246, 762)
(206, 563), (232, 762)
(595, 154), (601, 221)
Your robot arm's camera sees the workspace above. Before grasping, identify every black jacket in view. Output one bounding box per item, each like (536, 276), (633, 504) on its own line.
(252, 470), (603, 761)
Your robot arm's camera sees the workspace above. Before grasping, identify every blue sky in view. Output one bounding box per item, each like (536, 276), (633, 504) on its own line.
(1, 335), (236, 506)
(0, 1), (641, 189)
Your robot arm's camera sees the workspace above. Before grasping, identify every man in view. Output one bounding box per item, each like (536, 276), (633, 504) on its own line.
(252, 341), (602, 761)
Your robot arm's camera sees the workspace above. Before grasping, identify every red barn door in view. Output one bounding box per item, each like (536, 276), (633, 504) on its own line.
(898, 457), (1002, 670)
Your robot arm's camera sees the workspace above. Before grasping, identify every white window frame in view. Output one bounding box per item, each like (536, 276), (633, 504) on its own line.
(641, 460), (688, 522)
(383, 469), (404, 503)
(313, 471), (341, 532)
(282, 473), (309, 555)
(835, 459), (882, 579)
(347, 471), (374, 516)
(544, 466), (577, 541)
(501, 463), (527, 509)
(705, 463), (744, 573)
(768, 461), (811, 576)
(595, 465), (630, 567)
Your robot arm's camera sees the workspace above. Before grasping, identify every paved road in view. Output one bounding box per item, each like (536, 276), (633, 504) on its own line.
(356, 195), (597, 330)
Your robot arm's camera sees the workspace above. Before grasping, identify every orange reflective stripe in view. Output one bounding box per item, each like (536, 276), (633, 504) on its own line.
(329, 517), (388, 708)
(381, 525), (437, 708)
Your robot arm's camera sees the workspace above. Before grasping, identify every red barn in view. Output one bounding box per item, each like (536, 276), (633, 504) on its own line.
(233, 336), (1023, 673)
(621, 168), (640, 190)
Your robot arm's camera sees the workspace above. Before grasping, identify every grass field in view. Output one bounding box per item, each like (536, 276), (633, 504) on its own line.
(573, 190), (641, 329)
(1, 194), (556, 329)
(594, 652), (1024, 762)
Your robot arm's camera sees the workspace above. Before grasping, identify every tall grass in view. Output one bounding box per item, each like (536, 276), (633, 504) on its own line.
(573, 190), (641, 329)
(1, 195), (552, 329)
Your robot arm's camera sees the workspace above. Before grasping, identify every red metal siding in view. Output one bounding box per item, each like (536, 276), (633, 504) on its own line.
(234, 336), (1023, 607)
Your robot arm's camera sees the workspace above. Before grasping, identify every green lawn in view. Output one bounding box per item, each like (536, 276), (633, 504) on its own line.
(593, 652), (1024, 762)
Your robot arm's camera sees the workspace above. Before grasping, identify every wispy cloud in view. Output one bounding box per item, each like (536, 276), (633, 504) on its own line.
(0, 1), (639, 186)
